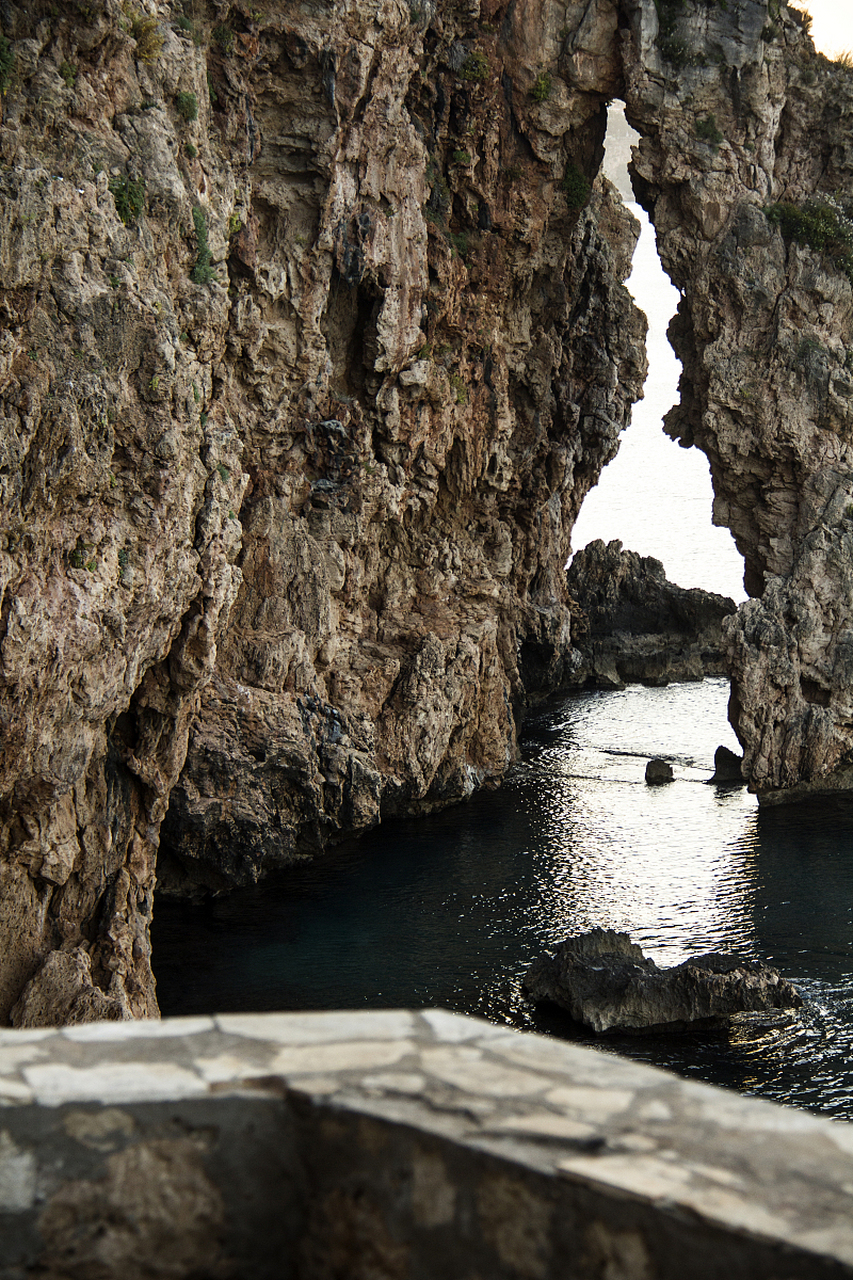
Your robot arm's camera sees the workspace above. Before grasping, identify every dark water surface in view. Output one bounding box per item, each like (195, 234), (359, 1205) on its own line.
(153, 678), (853, 1122)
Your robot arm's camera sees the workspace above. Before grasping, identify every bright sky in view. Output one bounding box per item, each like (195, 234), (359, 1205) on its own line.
(797, 1), (853, 57)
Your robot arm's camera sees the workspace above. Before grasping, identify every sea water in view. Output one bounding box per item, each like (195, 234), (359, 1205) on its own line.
(153, 678), (853, 1120)
(153, 142), (853, 1122)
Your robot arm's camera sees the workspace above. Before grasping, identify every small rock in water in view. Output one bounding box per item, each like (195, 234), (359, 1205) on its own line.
(710, 744), (744, 784)
(523, 928), (803, 1034)
(645, 757), (673, 784)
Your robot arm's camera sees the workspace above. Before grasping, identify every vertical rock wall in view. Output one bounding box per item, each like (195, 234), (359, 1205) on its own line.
(3, 0), (850, 1025)
(619, 0), (853, 799)
(0, 0), (645, 1021)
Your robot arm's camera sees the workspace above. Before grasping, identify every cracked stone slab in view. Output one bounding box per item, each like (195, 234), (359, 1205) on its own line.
(0, 1008), (847, 1276)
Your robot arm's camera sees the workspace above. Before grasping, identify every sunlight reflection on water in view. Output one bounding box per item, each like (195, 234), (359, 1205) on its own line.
(154, 678), (853, 1120)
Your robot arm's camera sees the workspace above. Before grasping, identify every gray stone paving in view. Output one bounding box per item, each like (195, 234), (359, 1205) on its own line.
(0, 1009), (850, 1277)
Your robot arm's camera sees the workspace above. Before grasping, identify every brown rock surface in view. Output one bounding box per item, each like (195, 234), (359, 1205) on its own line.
(1, 0), (851, 1023)
(0, 0), (645, 1017)
(566, 538), (736, 687)
(619, 2), (853, 801)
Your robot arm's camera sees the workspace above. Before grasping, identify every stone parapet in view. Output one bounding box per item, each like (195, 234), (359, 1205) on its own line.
(0, 1008), (850, 1277)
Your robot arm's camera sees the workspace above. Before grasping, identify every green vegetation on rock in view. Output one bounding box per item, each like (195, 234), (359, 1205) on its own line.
(695, 113), (723, 147)
(213, 24), (235, 54)
(109, 174), (145, 225)
(130, 13), (164, 63)
(531, 71), (552, 102)
(766, 197), (853, 286)
(191, 206), (217, 284)
(176, 91), (198, 122)
(460, 52), (488, 82)
(561, 161), (590, 210)
(0, 33), (14, 95)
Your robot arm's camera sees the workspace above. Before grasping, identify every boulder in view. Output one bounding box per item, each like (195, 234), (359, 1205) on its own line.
(523, 929), (802, 1034)
(710, 745), (744, 784)
(566, 540), (737, 687)
(645, 758), (673, 784)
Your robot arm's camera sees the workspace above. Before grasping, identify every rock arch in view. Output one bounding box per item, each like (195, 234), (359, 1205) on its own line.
(0, 0), (848, 1023)
(615, 0), (853, 799)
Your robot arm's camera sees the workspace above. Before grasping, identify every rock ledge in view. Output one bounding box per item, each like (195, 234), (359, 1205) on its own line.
(524, 929), (802, 1034)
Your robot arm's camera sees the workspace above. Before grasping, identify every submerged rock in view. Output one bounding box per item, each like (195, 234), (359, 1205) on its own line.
(566, 541), (736, 688)
(524, 929), (802, 1034)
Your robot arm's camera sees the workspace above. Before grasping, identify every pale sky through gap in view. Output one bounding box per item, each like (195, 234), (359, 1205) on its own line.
(797, 2), (853, 57)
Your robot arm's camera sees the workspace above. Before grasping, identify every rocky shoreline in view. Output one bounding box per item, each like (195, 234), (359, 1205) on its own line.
(566, 539), (737, 688)
(0, 0), (852, 1023)
(524, 929), (803, 1034)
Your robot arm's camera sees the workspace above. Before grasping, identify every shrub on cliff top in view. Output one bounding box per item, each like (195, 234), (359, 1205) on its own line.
(789, 6), (813, 33)
(766, 196), (853, 286)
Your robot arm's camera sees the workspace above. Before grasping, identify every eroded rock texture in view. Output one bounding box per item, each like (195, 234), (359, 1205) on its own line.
(524, 928), (803, 1033)
(0, 0), (646, 1019)
(567, 538), (735, 686)
(620, 2), (853, 799)
(0, 0), (850, 1024)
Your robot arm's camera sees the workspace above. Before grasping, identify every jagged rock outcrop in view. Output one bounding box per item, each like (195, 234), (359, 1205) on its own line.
(619, 2), (853, 801)
(1, 0), (852, 1024)
(524, 929), (803, 1033)
(0, 0), (647, 1018)
(566, 538), (736, 686)
(710, 744), (744, 784)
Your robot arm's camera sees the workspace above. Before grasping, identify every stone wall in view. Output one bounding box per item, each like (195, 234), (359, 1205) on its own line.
(0, 1008), (851, 1278)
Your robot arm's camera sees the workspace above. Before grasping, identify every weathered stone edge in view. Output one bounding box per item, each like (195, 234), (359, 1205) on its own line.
(0, 1008), (851, 1268)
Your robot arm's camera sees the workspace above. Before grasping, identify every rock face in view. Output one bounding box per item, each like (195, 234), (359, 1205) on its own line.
(0, 0), (852, 1023)
(566, 539), (736, 686)
(524, 929), (803, 1034)
(620, 3), (853, 802)
(0, 0), (647, 1018)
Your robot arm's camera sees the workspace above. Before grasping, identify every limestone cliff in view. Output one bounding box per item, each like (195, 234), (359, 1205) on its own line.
(619, 1), (853, 800)
(1, 0), (850, 1025)
(0, 0), (645, 1019)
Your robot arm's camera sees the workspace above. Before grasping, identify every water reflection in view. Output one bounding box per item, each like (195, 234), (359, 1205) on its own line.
(153, 679), (853, 1119)
(521, 682), (759, 965)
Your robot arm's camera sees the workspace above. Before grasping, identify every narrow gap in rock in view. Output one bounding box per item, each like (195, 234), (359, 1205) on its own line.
(571, 103), (745, 604)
